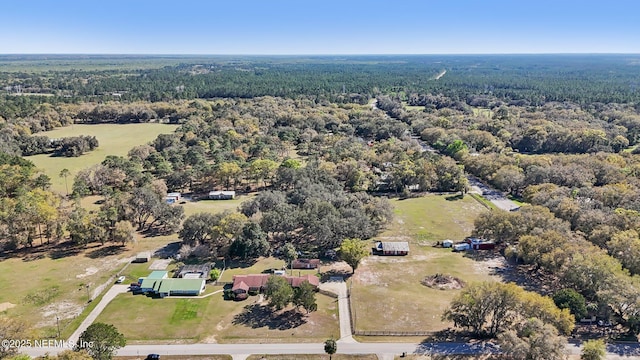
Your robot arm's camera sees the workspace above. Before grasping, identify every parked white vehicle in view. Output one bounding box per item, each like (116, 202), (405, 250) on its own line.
(453, 243), (470, 252)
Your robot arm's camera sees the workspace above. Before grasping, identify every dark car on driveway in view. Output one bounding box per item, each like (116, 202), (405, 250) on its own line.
(145, 355), (160, 360)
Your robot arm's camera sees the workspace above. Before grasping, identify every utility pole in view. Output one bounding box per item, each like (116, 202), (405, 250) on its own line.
(56, 315), (60, 338)
(86, 284), (90, 302)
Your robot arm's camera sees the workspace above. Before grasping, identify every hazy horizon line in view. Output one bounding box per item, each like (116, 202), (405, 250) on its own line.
(1, 52), (640, 57)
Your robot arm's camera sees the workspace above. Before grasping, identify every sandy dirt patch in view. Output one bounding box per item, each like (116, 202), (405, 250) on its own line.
(0, 302), (16, 312)
(37, 301), (83, 327)
(75, 266), (99, 279)
(421, 274), (466, 290)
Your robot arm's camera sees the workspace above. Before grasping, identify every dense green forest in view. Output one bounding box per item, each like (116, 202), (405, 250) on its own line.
(3, 55), (640, 339)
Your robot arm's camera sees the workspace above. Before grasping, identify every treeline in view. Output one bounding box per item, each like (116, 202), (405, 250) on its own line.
(112, 97), (468, 196)
(3, 55), (640, 104)
(0, 150), (183, 251)
(20, 135), (99, 157)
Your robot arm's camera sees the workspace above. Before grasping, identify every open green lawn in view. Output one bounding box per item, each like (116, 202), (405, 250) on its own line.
(182, 194), (255, 218)
(351, 194), (501, 333)
(97, 290), (339, 344)
(26, 123), (179, 194)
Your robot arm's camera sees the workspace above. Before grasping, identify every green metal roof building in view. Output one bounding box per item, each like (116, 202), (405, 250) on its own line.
(137, 271), (205, 297)
(156, 278), (206, 297)
(147, 270), (169, 279)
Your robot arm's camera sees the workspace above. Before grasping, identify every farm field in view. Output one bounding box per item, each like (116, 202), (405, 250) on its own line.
(96, 289), (339, 344)
(350, 194), (502, 334)
(26, 123), (179, 194)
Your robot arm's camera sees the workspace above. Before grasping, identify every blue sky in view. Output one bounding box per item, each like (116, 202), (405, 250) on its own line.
(1, 0), (639, 54)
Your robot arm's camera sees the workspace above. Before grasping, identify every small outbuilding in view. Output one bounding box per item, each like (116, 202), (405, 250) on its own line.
(467, 237), (496, 250)
(208, 190), (235, 200)
(134, 252), (151, 263)
(442, 240), (454, 248)
(165, 192), (181, 204)
(373, 241), (409, 256)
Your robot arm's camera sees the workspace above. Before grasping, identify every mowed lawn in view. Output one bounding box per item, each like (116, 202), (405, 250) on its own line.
(96, 290), (339, 344)
(27, 123), (179, 194)
(351, 194), (499, 333)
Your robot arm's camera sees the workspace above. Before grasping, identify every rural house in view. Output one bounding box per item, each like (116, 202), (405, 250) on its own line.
(231, 274), (319, 299)
(373, 241), (409, 256)
(291, 258), (321, 269)
(208, 190), (235, 200)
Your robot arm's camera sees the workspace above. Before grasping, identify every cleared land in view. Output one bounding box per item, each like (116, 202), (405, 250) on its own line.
(96, 290), (338, 344)
(0, 235), (173, 339)
(350, 194), (502, 334)
(27, 123), (179, 194)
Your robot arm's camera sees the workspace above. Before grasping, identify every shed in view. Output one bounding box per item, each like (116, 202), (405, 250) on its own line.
(167, 192), (181, 201)
(291, 258), (321, 269)
(134, 252), (151, 263)
(466, 238), (496, 250)
(442, 240), (454, 248)
(208, 190), (236, 200)
(373, 241), (409, 256)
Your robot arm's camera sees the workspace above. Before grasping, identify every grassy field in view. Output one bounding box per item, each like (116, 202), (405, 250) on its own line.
(182, 195), (255, 218)
(402, 102), (426, 112)
(96, 290), (339, 344)
(26, 123), (179, 194)
(0, 232), (175, 338)
(350, 194), (500, 333)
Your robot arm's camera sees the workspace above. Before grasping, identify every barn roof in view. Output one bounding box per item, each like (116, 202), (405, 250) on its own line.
(378, 241), (410, 252)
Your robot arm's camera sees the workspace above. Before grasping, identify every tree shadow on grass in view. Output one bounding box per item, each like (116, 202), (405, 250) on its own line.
(232, 303), (307, 330)
(445, 194), (464, 201)
(85, 245), (126, 259)
(49, 245), (82, 259)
